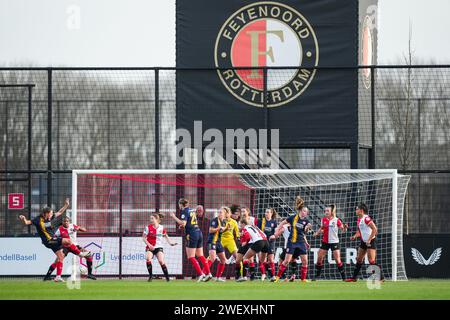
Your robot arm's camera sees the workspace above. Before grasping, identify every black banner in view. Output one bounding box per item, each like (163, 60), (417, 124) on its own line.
(404, 234), (450, 279)
(176, 0), (360, 147)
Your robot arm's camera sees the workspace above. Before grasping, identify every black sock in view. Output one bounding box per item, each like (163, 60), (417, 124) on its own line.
(235, 263), (241, 278)
(378, 265), (384, 280)
(315, 264), (323, 278)
(146, 262), (153, 278)
(46, 264), (55, 277)
(353, 263), (362, 279)
(249, 265), (255, 276)
(243, 262), (249, 277)
(337, 263), (346, 280)
(87, 260), (93, 275)
(161, 264), (169, 281)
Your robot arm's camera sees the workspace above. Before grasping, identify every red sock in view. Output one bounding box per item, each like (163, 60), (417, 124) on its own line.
(86, 256), (93, 262)
(301, 266), (308, 280)
(69, 244), (81, 255)
(203, 259), (213, 274)
(51, 263), (56, 269)
(202, 259), (210, 274)
(270, 262), (275, 276)
(216, 263), (225, 278)
(56, 261), (63, 276)
(337, 262), (343, 268)
(277, 264), (287, 278)
(189, 257), (203, 276)
(259, 263), (266, 275)
(199, 256), (210, 274)
(249, 262), (255, 268)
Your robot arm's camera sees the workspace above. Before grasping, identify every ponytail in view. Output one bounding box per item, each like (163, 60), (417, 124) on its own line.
(295, 196), (305, 212)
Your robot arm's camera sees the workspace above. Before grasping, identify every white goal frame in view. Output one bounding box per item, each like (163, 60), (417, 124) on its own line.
(71, 169), (404, 281)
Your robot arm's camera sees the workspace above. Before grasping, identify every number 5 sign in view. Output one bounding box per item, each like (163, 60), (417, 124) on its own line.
(8, 193), (24, 210)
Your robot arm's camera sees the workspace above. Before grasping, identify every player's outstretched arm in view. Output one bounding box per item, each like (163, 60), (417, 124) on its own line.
(313, 227), (324, 237)
(54, 198), (70, 218)
(164, 234), (178, 246)
(270, 220), (288, 240)
(339, 222), (349, 232)
(209, 225), (221, 234)
(169, 212), (187, 227)
(350, 230), (361, 241)
(18, 215), (32, 225)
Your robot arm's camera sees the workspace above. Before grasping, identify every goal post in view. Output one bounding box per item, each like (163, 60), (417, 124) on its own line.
(70, 169), (410, 281)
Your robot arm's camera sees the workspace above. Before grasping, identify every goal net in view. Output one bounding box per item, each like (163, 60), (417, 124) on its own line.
(71, 169), (410, 281)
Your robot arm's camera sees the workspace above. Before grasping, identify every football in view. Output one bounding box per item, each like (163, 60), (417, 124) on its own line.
(79, 265), (88, 275)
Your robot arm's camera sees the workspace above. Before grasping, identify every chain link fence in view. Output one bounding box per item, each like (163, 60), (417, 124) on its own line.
(1, 66), (449, 236)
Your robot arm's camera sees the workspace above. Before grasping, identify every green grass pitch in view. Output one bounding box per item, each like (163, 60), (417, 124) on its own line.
(1, 279), (450, 300)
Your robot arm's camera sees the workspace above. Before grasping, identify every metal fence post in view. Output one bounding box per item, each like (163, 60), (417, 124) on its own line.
(47, 69), (53, 207)
(369, 66), (376, 169)
(27, 86), (33, 227)
(155, 68), (161, 212)
(119, 176), (123, 280)
(4, 100), (8, 230)
(263, 67), (269, 146)
(418, 98), (422, 229)
(107, 101), (111, 167)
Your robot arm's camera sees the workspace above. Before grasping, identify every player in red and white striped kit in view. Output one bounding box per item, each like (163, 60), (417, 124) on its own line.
(313, 205), (348, 281)
(143, 213), (178, 282)
(52, 216), (95, 281)
(240, 207), (258, 280)
(345, 203), (384, 282)
(235, 217), (269, 282)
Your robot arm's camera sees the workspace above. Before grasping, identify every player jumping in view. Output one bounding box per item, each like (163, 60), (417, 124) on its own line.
(313, 205), (348, 281)
(170, 198), (212, 282)
(271, 196), (312, 283)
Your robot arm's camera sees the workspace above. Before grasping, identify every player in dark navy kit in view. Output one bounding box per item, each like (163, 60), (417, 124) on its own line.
(271, 196), (312, 282)
(257, 208), (278, 281)
(206, 207), (229, 282)
(19, 198), (89, 282)
(170, 198), (212, 282)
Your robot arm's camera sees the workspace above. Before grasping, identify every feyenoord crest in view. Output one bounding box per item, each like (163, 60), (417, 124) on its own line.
(215, 2), (319, 108)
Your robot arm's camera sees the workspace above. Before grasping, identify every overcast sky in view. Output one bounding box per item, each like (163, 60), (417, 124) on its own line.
(0, 0), (449, 67)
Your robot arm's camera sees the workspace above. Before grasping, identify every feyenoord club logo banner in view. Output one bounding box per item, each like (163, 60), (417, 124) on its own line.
(176, 0), (359, 146)
(214, 2), (319, 107)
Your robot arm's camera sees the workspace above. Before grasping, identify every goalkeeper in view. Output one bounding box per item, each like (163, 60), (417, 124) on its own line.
(221, 204), (240, 264)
